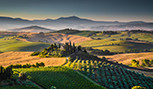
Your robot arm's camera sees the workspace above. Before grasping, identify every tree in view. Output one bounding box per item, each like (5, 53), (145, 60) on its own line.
(39, 62), (45, 67)
(78, 46), (82, 51)
(131, 59), (139, 67)
(142, 59), (150, 67)
(132, 86), (146, 89)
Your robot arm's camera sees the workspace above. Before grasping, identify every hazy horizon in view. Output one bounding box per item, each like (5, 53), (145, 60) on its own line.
(0, 0), (153, 22)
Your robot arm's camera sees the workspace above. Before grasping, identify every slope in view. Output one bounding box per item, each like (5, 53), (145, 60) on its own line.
(0, 37), (50, 52)
(0, 52), (66, 67)
(103, 52), (153, 65)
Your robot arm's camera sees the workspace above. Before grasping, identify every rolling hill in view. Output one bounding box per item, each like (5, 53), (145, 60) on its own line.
(102, 52), (153, 65)
(0, 16), (153, 31)
(10, 25), (55, 32)
(0, 38), (50, 52)
(0, 31), (92, 52)
(0, 52), (66, 67)
(76, 39), (153, 52)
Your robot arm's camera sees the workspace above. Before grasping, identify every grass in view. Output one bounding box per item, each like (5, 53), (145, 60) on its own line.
(13, 67), (104, 89)
(92, 31), (153, 42)
(76, 39), (153, 52)
(0, 38), (50, 52)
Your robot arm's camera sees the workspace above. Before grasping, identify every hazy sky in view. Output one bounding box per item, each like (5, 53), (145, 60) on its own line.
(0, 0), (153, 22)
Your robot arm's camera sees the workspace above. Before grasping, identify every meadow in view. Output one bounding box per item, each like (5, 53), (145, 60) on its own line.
(0, 36), (50, 52)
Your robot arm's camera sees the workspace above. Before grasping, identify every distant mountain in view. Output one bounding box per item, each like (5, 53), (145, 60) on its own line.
(10, 26), (54, 32)
(0, 16), (153, 31)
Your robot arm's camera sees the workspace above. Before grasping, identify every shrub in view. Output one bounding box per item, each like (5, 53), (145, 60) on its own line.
(132, 86), (146, 89)
(39, 62), (45, 67)
(142, 59), (150, 67)
(131, 59), (139, 67)
(68, 57), (73, 62)
(19, 72), (27, 81)
(31, 51), (40, 56)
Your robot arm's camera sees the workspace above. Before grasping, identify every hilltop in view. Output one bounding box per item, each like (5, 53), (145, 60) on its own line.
(10, 25), (55, 32)
(1, 16), (153, 31)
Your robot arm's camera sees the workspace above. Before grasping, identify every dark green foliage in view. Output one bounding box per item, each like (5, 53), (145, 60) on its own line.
(125, 49), (152, 53)
(30, 51), (40, 56)
(14, 67), (104, 89)
(38, 43), (62, 57)
(131, 59), (140, 67)
(102, 31), (118, 35)
(77, 45), (82, 51)
(89, 48), (114, 55)
(0, 66), (13, 81)
(35, 42), (80, 58)
(8, 62), (45, 68)
(70, 59), (153, 89)
(19, 72), (27, 81)
(53, 28), (80, 34)
(142, 59), (153, 67)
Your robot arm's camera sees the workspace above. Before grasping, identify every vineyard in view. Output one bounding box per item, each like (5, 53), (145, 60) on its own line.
(13, 67), (104, 89)
(68, 59), (153, 89)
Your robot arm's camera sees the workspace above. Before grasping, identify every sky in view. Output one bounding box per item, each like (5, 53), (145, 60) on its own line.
(0, 0), (153, 22)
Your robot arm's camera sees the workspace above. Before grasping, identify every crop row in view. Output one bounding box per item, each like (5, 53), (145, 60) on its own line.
(69, 59), (153, 89)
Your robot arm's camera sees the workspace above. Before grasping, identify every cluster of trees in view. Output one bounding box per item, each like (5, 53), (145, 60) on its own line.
(31, 43), (62, 57)
(128, 30), (153, 34)
(125, 48), (153, 53)
(31, 42), (86, 57)
(90, 49), (114, 55)
(86, 47), (114, 55)
(131, 60), (140, 67)
(54, 28), (80, 34)
(142, 59), (153, 67)
(0, 66), (13, 81)
(8, 62), (45, 68)
(102, 31), (118, 35)
(131, 59), (153, 67)
(39, 43), (62, 57)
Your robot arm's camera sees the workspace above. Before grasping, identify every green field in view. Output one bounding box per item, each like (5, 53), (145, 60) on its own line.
(13, 67), (104, 89)
(91, 31), (153, 42)
(76, 39), (153, 52)
(0, 37), (50, 52)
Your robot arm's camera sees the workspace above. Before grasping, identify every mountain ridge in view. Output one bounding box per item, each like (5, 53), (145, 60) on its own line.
(0, 16), (153, 31)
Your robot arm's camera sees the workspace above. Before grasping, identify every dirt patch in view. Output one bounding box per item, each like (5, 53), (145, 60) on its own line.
(0, 52), (66, 67)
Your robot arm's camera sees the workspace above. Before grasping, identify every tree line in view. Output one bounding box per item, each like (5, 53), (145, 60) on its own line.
(0, 66), (13, 81)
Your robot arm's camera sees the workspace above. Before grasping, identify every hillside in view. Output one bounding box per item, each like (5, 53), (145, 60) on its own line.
(0, 32), (92, 52)
(102, 52), (153, 65)
(1, 16), (153, 31)
(53, 28), (98, 37)
(0, 37), (50, 52)
(76, 39), (153, 52)
(75, 30), (153, 53)
(10, 25), (55, 32)
(0, 52), (66, 67)
(26, 33), (92, 43)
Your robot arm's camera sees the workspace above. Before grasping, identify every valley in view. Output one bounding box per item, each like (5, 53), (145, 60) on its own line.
(1, 29), (153, 89)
